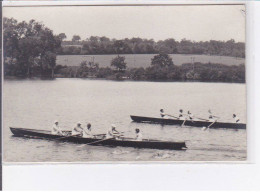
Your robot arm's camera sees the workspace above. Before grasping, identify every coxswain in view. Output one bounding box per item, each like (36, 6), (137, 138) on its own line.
(233, 114), (240, 123)
(82, 123), (93, 138)
(179, 109), (185, 120)
(106, 124), (120, 139)
(135, 128), (143, 141)
(72, 122), (83, 136)
(52, 120), (63, 135)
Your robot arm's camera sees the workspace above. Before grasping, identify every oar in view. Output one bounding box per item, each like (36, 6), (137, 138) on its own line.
(202, 120), (217, 131)
(93, 133), (106, 137)
(77, 131), (128, 147)
(166, 114), (179, 119)
(55, 134), (81, 140)
(86, 137), (115, 145)
(181, 119), (187, 127)
(207, 121), (216, 129)
(120, 130), (133, 134)
(77, 137), (115, 148)
(181, 114), (188, 126)
(194, 117), (209, 121)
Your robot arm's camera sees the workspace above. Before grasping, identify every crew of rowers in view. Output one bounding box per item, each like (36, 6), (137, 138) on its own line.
(160, 109), (240, 123)
(52, 121), (143, 141)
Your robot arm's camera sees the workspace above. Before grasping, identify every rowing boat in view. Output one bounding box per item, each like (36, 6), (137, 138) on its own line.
(130, 115), (246, 129)
(10, 127), (187, 150)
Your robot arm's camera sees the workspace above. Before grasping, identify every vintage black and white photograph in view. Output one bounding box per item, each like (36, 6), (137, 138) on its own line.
(2, 4), (246, 162)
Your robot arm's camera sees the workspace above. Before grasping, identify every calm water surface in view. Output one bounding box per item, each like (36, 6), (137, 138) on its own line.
(3, 79), (247, 162)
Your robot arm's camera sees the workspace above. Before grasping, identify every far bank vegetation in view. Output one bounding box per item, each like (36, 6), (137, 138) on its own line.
(3, 17), (245, 83)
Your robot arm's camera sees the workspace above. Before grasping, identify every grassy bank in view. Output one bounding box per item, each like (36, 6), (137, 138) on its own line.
(56, 54), (245, 68)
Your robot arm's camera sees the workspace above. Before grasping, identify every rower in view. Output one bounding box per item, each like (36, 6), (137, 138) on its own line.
(106, 124), (120, 139)
(160, 109), (178, 119)
(208, 110), (218, 122)
(82, 123), (93, 138)
(179, 109), (185, 120)
(187, 111), (194, 120)
(233, 114), (240, 123)
(72, 122), (83, 136)
(52, 120), (63, 135)
(135, 128), (143, 141)
(160, 109), (166, 118)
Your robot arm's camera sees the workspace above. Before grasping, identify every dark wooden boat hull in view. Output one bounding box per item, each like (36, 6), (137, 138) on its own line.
(10, 127), (187, 150)
(130, 115), (246, 129)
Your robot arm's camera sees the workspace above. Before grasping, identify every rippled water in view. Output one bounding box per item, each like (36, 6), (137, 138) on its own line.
(3, 79), (247, 162)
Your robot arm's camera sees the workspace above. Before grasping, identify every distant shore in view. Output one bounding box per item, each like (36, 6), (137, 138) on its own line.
(4, 76), (246, 84)
(56, 53), (245, 68)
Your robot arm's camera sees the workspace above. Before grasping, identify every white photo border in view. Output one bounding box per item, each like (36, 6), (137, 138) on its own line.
(2, 0), (260, 190)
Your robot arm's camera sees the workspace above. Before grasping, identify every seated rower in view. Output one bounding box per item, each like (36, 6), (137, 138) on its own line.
(160, 109), (167, 118)
(208, 110), (218, 122)
(82, 123), (93, 138)
(52, 120), (63, 135)
(179, 109), (185, 120)
(106, 124), (120, 139)
(233, 114), (240, 123)
(135, 128), (143, 141)
(187, 111), (194, 120)
(160, 109), (178, 119)
(72, 122), (83, 136)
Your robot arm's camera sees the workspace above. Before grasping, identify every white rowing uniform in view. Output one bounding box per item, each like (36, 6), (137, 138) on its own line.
(82, 128), (93, 138)
(208, 115), (216, 122)
(187, 113), (194, 120)
(160, 113), (169, 119)
(136, 133), (143, 141)
(72, 126), (83, 136)
(209, 119), (216, 122)
(106, 128), (116, 139)
(179, 113), (185, 120)
(234, 117), (240, 123)
(52, 124), (63, 135)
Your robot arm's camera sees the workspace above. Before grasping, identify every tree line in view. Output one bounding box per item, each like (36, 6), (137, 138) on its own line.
(60, 35), (245, 58)
(3, 17), (245, 82)
(55, 54), (245, 83)
(3, 17), (62, 78)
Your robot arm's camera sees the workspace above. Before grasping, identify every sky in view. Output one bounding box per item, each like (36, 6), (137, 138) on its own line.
(3, 5), (246, 42)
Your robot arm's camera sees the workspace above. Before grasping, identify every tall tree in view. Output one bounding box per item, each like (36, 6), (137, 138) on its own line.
(151, 53), (174, 67)
(72, 35), (81, 42)
(58, 33), (67, 41)
(111, 56), (127, 72)
(3, 17), (61, 78)
(41, 51), (57, 78)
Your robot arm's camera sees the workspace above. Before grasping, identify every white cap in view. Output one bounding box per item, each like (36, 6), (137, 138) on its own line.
(111, 124), (116, 128)
(54, 120), (58, 124)
(77, 121), (81, 125)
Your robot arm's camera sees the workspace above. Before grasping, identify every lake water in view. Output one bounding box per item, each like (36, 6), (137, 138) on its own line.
(3, 79), (247, 162)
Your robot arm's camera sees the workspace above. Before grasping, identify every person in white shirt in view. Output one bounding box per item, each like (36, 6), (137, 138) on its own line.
(233, 114), (240, 123)
(160, 109), (180, 119)
(160, 109), (166, 118)
(82, 123), (93, 138)
(72, 122), (83, 136)
(135, 128), (143, 141)
(187, 111), (194, 120)
(208, 109), (219, 122)
(106, 124), (120, 139)
(179, 109), (185, 120)
(52, 120), (63, 135)
(160, 109), (171, 119)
